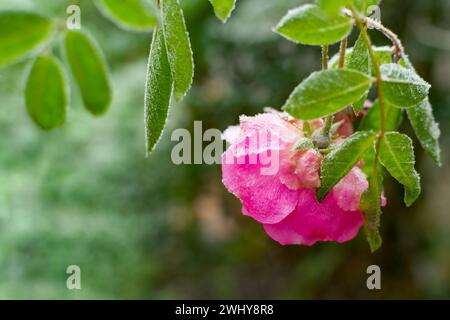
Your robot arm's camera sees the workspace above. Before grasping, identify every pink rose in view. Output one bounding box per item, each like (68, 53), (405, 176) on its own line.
(222, 112), (381, 246)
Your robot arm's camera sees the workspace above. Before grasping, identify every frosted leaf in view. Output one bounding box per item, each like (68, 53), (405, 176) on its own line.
(283, 69), (373, 120)
(274, 4), (353, 46)
(161, 0), (194, 101)
(378, 132), (421, 206)
(317, 131), (377, 201)
(380, 63), (430, 108)
(407, 98), (441, 166)
(209, 0), (237, 23)
(144, 26), (173, 154)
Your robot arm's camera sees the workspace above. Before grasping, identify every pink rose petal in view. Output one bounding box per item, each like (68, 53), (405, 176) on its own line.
(333, 167), (369, 212)
(263, 190), (364, 246)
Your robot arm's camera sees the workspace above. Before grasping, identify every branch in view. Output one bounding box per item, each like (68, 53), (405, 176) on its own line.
(344, 8), (405, 63)
(350, 6), (386, 138)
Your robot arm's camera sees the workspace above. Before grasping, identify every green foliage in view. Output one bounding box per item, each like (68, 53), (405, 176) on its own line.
(317, 131), (377, 201)
(96, 0), (158, 32)
(0, 0), (440, 255)
(345, 32), (371, 112)
(0, 0), (447, 296)
(161, 0), (194, 102)
(25, 55), (68, 130)
(359, 100), (403, 132)
(275, 4), (352, 45)
(283, 69), (373, 120)
(64, 29), (112, 116)
(317, 0), (354, 14)
(346, 33), (371, 75)
(407, 99), (441, 166)
(380, 63), (431, 108)
(329, 46), (393, 70)
(360, 169), (383, 252)
(142, 0), (195, 153)
(317, 0), (382, 15)
(0, 11), (53, 67)
(213, 0), (300, 44)
(209, 0), (237, 22)
(144, 26), (173, 154)
(378, 132), (421, 207)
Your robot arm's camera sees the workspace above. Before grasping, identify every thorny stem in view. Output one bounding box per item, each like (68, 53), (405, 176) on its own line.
(338, 37), (355, 118)
(323, 115), (335, 137)
(351, 5), (386, 138)
(321, 45), (334, 147)
(350, 5), (386, 192)
(321, 45), (329, 70)
(365, 16), (404, 63)
(344, 8), (405, 63)
(338, 38), (348, 68)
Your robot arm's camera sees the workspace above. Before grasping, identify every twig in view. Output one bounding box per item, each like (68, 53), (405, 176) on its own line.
(338, 38), (348, 68)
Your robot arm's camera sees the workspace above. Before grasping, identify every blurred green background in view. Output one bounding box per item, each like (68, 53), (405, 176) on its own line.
(0, 0), (449, 299)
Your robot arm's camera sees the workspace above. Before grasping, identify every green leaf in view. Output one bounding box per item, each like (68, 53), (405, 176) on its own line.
(317, 0), (353, 15)
(145, 26), (173, 154)
(346, 32), (371, 113)
(161, 0), (194, 101)
(378, 132), (421, 207)
(317, 131), (377, 201)
(283, 69), (373, 120)
(380, 63), (430, 108)
(64, 29), (112, 116)
(329, 46), (392, 70)
(275, 4), (352, 45)
(359, 99), (403, 132)
(358, 99), (403, 176)
(407, 98), (441, 166)
(209, 0), (237, 23)
(346, 33), (371, 75)
(360, 168), (383, 253)
(0, 11), (53, 67)
(25, 55), (68, 130)
(95, 0), (158, 32)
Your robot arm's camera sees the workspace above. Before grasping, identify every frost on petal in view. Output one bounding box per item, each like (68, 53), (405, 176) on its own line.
(238, 113), (300, 146)
(294, 149), (322, 189)
(278, 153), (302, 190)
(332, 167), (369, 212)
(263, 190), (364, 246)
(225, 114), (300, 162)
(222, 125), (241, 145)
(222, 149), (298, 224)
(280, 149), (322, 190)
